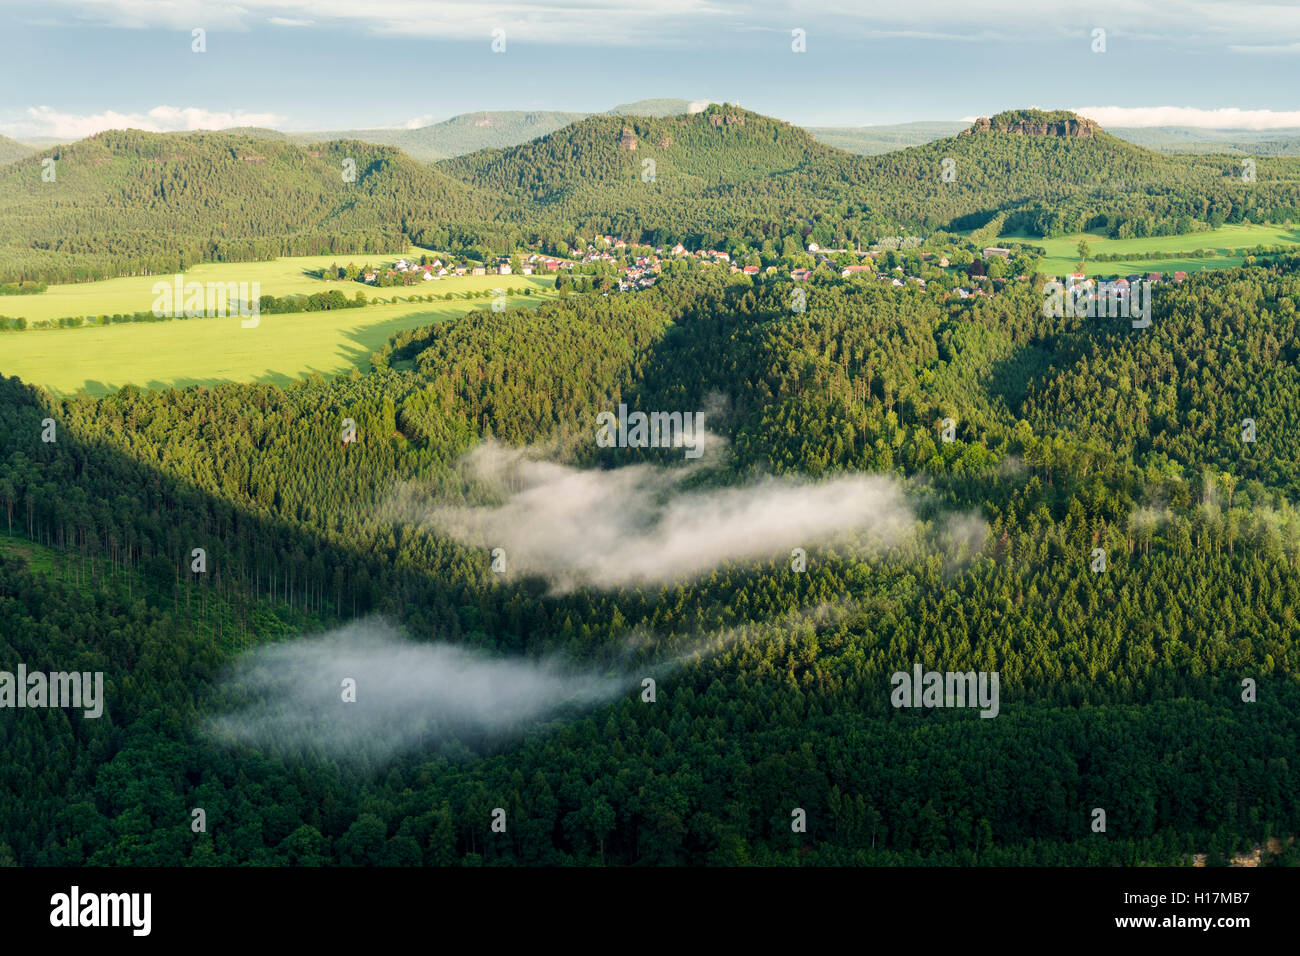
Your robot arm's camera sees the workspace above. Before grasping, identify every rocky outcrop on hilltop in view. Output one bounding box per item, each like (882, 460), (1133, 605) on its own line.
(962, 110), (1102, 138)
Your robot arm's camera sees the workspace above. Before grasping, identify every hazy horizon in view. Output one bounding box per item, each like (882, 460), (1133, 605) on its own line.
(6, 0), (1300, 139)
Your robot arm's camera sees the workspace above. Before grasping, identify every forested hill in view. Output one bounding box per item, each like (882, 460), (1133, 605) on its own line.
(442, 104), (839, 200)
(0, 130), (497, 283)
(0, 134), (35, 166)
(7, 106), (1300, 284)
(856, 111), (1254, 234)
(437, 104), (1300, 245)
(437, 103), (877, 242)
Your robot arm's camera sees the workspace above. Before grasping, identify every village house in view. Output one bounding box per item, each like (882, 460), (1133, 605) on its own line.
(982, 247), (1012, 260)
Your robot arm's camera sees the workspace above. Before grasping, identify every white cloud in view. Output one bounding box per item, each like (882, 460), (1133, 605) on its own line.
(205, 618), (632, 763)
(32, 0), (1300, 49)
(1, 105), (286, 139)
(392, 442), (983, 594)
(1072, 105), (1300, 130)
(205, 603), (867, 763)
(30, 0), (729, 46)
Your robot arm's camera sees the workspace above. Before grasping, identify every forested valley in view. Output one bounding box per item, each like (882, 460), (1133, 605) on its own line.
(3, 252), (1298, 865)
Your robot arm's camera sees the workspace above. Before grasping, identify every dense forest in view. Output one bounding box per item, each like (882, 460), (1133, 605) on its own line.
(3, 248), (1298, 865)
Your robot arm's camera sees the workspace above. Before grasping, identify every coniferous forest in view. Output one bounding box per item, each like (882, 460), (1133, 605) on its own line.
(0, 8), (1298, 893)
(3, 254), (1299, 866)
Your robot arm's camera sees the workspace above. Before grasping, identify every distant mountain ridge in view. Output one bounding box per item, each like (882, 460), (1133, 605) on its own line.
(12, 101), (1300, 164)
(807, 121), (968, 155)
(1108, 125), (1300, 156)
(297, 111), (588, 162)
(298, 98), (703, 161)
(0, 134), (35, 165)
(606, 98), (708, 116)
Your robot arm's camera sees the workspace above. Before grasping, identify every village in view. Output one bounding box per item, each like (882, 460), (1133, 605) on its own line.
(333, 234), (1193, 301)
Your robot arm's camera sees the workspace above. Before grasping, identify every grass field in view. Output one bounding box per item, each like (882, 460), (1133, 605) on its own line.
(0, 534), (59, 580)
(0, 247), (524, 324)
(1, 263), (557, 396)
(997, 223), (1300, 277)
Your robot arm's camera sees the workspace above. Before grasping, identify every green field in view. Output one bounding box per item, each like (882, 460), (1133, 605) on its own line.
(998, 223), (1300, 277)
(0, 253), (556, 395)
(0, 248), (522, 324)
(0, 534), (60, 581)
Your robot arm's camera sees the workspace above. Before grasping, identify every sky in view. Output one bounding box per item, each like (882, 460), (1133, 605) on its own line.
(2, 0), (1300, 139)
